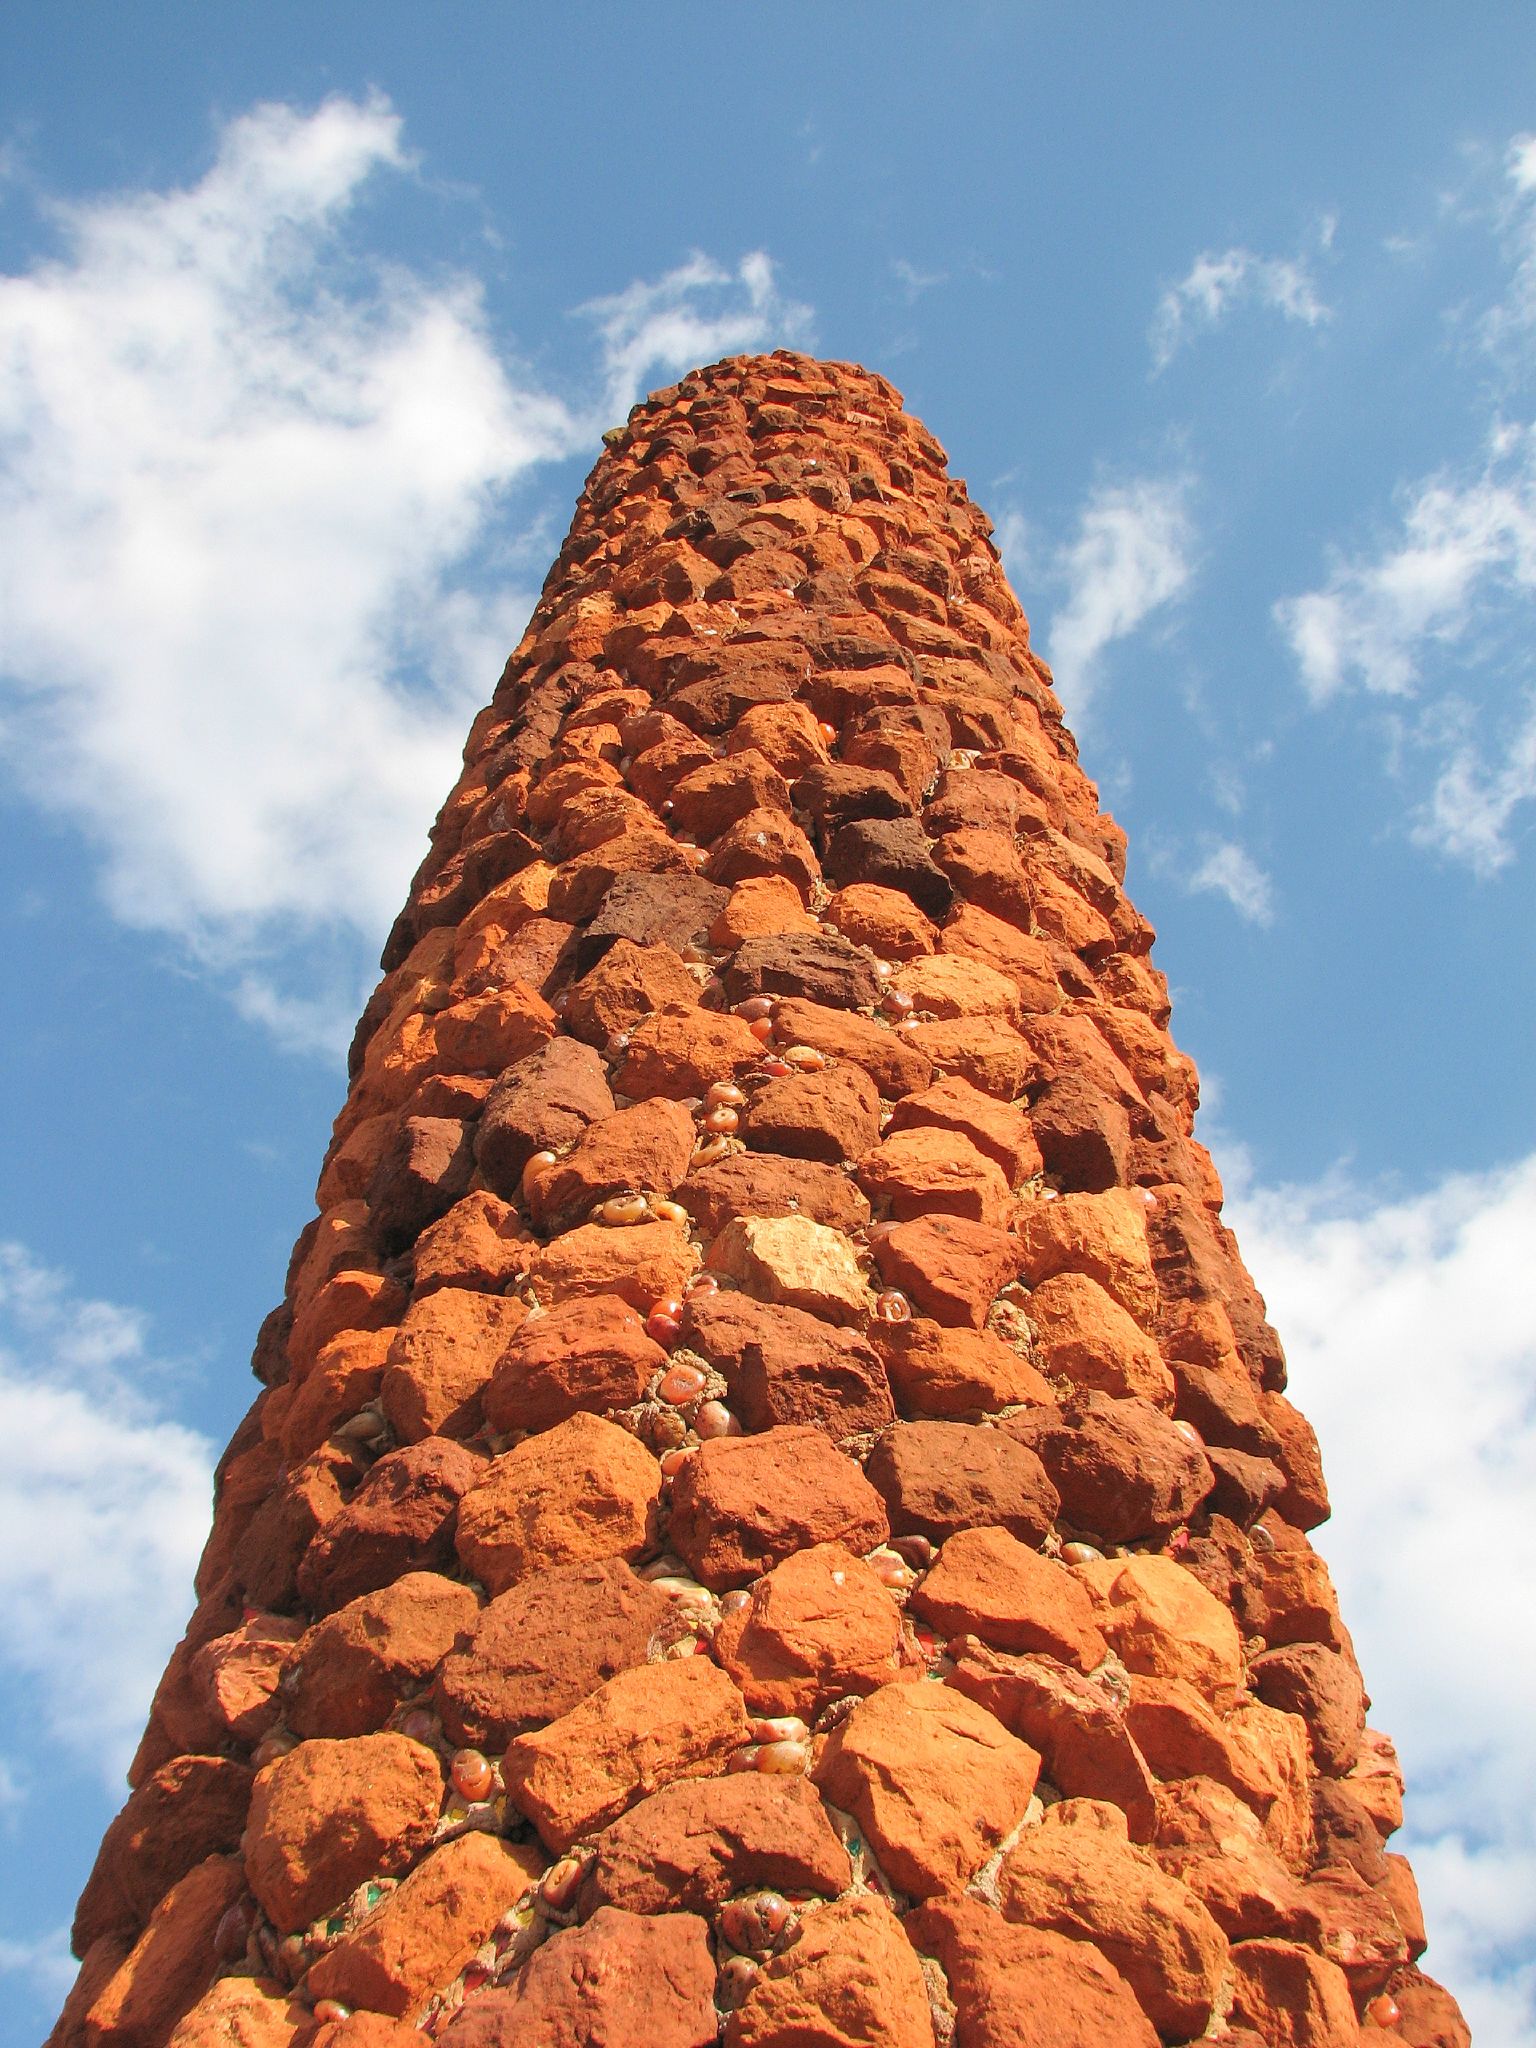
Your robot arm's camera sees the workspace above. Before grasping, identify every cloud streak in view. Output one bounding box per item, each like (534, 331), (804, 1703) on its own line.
(1043, 475), (1194, 717)
(1274, 138), (1536, 878)
(1275, 425), (1536, 876)
(580, 250), (812, 425)
(1186, 838), (1275, 924)
(1276, 430), (1536, 704)
(1152, 244), (1330, 370)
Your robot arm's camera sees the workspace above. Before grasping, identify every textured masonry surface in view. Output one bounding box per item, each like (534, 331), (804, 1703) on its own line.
(54, 353), (1470, 2048)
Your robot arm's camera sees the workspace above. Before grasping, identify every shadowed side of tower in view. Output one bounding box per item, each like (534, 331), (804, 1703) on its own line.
(54, 354), (1468, 2048)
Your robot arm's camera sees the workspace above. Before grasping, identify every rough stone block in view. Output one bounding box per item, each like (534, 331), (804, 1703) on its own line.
(949, 1638), (1159, 1840)
(725, 1894), (937, 2048)
(706, 1213), (873, 1327)
(297, 1438), (482, 1617)
(859, 1126), (1013, 1228)
(285, 1571), (479, 1739)
(306, 1832), (543, 2020)
(578, 1773), (851, 1917)
(475, 1038), (614, 1197)
(437, 1550), (665, 1744)
(1076, 1553), (1244, 1697)
(614, 1009), (763, 1099)
(713, 1541), (905, 1715)
(484, 1293), (666, 1437)
(678, 1152), (871, 1239)
(668, 1425), (889, 1590)
(905, 1895), (1158, 2048)
(526, 1097), (696, 1234)
(1025, 1270), (1173, 1405)
(455, 1411), (661, 1595)
(871, 1318), (1053, 1420)
(73, 1757), (254, 1954)
(563, 940), (700, 1048)
(681, 1289), (893, 1438)
(381, 1287), (528, 1443)
(84, 1856), (245, 2047)
(527, 1217), (698, 1310)
(742, 1064), (883, 1165)
(244, 1734), (441, 1931)
(996, 1820), (1229, 2039)
(1005, 1391), (1213, 1543)
(1228, 1938), (1361, 2048)
(871, 1213), (1021, 1327)
(886, 1073), (1041, 1186)
(444, 1906), (717, 2048)
(503, 1658), (748, 1852)
(823, 882), (938, 960)
(912, 1526), (1107, 1668)
(813, 1680), (1039, 1899)
(864, 1421), (1058, 1546)
(768, 996), (934, 1097)
(1015, 1188), (1158, 1324)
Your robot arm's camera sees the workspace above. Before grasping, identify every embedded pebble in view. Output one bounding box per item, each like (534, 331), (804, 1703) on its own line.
(719, 1891), (793, 1955)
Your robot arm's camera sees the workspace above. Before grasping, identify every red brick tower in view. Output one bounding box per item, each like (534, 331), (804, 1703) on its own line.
(56, 354), (1468, 2048)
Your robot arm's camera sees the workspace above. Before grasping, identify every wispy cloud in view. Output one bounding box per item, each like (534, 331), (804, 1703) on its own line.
(1151, 243), (1330, 370)
(1186, 837), (1275, 924)
(1274, 135), (1536, 878)
(0, 1244), (214, 1788)
(1043, 474), (1195, 716)
(1482, 131), (1536, 356)
(1275, 425), (1536, 875)
(1228, 1154), (1536, 2047)
(0, 98), (815, 1052)
(0, 1756), (26, 1821)
(0, 1929), (76, 2003)
(1414, 704), (1536, 873)
(891, 257), (947, 303)
(992, 507), (1032, 590)
(580, 251), (811, 424)
(1276, 430), (1536, 704)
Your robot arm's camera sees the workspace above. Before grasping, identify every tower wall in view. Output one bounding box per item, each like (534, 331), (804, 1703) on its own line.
(55, 354), (1467, 2048)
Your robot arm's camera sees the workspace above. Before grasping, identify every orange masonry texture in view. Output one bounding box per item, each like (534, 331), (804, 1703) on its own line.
(54, 354), (1469, 2048)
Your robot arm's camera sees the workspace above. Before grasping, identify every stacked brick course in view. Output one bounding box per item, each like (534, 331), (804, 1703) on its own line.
(55, 354), (1469, 2047)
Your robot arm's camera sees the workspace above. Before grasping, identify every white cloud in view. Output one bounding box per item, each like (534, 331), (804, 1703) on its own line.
(580, 250), (812, 425)
(892, 257), (947, 303)
(1482, 131), (1536, 354)
(1186, 837), (1275, 924)
(1274, 429), (1536, 875)
(992, 507), (1032, 589)
(0, 98), (813, 1047)
(1274, 138), (1536, 877)
(1412, 696), (1536, 873)
(0, 1245), (215, 1788)
(0, 97), (567, 981)
(1044, 475), (1194, 715)
(1227, 1155), (1536, 2047)
(0, 1756), (25, 1820)
(1276, 436), (1536, 704)
(1507, 134), (1536, 196)
(1152, 245), (1330, 370)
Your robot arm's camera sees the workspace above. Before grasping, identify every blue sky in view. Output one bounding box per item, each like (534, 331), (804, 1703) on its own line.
(2, 8), (1533, 2042)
